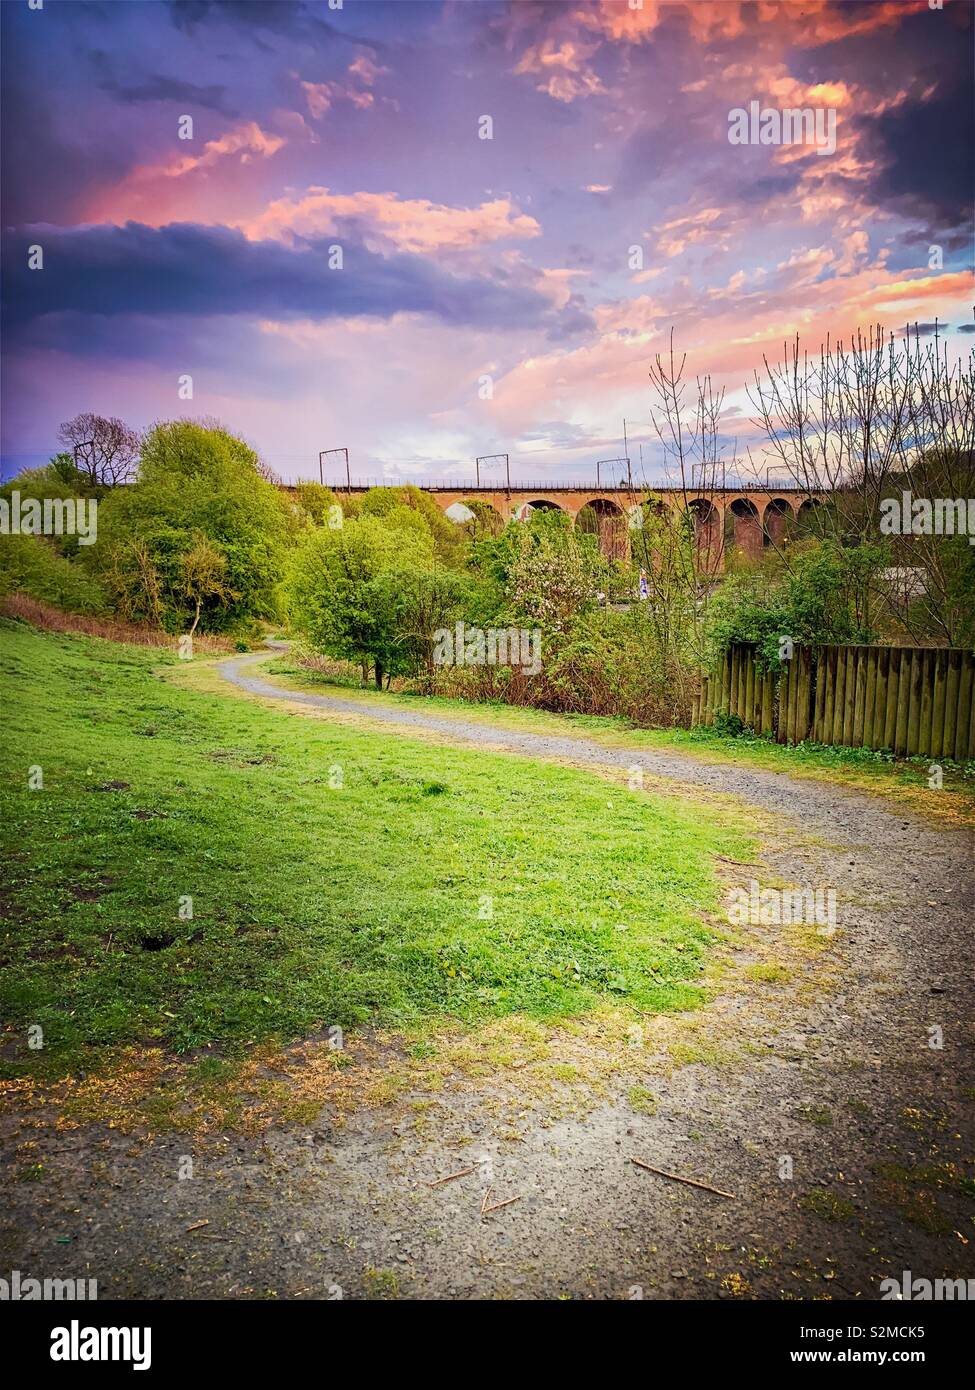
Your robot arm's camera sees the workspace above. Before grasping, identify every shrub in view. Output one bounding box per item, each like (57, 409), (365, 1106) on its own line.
(93, 420), (291, 633)
(0, 535), (107, 614)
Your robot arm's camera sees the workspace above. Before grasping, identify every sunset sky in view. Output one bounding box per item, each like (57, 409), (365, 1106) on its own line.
(2, 0), (973, 487)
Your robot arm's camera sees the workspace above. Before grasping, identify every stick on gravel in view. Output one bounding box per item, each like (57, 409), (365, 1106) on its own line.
(631, 1158), (735, 1199)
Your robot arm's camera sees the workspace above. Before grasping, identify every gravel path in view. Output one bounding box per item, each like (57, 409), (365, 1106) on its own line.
(2, 650), (972, 1301)
(220, 648), (948, 832)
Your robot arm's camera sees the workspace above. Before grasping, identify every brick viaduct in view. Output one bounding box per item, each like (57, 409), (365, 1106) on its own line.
(329, 481), (829, 566)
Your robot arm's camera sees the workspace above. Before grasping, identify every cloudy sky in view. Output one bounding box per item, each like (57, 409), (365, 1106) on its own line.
(2, 0), (972, 486)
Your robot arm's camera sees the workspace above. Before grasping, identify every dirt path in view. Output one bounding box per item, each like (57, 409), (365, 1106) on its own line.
(2, 652), (972, 1301)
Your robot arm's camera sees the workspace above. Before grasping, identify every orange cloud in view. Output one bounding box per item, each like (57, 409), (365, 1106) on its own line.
(485, 263), (974, 439)
(240, 189), (541, 254)
(86, 121), (287, 224)
(299, 50), (389, 118)
(582, 0), (923, 48)
(514, 36), (607, 102)
(653, 207), (725, 258)
(512, 0), (928, 103)
(134, 122), (284, 182)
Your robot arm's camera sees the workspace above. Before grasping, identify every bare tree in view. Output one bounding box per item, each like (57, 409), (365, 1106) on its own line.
(57, 413), (141, 487)
(646, 330), (731, 651)
(747, 324), (975, 643)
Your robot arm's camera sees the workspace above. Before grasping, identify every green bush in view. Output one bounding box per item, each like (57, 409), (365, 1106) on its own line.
(0, 535), (107, 614)
(706, 539), (888, 670)
(93, 421), (292, 633)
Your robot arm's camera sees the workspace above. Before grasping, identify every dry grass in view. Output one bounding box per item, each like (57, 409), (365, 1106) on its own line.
(0, 593), (234, 653)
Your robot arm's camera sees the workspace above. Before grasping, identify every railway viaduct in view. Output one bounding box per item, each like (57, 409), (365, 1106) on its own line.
(323, 481), (829, 566)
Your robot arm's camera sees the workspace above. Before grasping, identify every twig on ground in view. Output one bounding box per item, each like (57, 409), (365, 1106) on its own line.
(482, 1194), (522, 1216)
(427, 1166), (475, 1188)
(630, 1157), (735, 1199)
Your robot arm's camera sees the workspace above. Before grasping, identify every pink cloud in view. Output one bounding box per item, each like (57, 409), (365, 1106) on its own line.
(85, 121), (288, 224)
(240, 189), (541, 255)
(580, 0), (923, 48)
(509, 0), (929, 106)
(482, 263), (974, 442)
(299, 50), (390, 119)
(515, 37), (608, 103)
(133, 122), (285, 182)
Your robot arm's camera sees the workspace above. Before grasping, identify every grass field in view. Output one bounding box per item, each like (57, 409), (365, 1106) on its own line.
(0, 621), (753, 1078)
(262, 651), (975, 815)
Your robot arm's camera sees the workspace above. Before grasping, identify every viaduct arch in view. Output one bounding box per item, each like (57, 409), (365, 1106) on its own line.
(291, 481), (829, 566)
(418, 484), (828, 565)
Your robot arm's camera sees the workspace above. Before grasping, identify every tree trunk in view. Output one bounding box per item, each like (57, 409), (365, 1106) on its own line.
(374, 661), (384, 690)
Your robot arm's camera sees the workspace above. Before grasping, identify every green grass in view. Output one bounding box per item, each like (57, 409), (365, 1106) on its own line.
(0, 621), (752, 1075)
(627, 1084), (658, 1116)
(798, 1189), (856, 1223)
(262, 653), (975, 810)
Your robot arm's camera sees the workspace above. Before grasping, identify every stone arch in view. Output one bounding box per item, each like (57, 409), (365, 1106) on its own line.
(688, 496), (722, 562)
(525, 497), (567, 514)
(458, 497), (504, 537)
(763, 497), (793, 547)
(575, 496), (628, 560)
(728, 497), (763, 560)
(796, 496), (826, 537)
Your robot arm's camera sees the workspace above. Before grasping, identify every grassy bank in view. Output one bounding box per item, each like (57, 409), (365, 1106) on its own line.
(0, 621), (752, 1077)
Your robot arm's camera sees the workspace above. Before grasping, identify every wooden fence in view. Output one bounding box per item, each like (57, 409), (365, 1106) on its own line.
(692, 642), (975, 760)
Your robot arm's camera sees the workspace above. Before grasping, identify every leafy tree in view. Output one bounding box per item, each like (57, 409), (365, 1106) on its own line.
(0, 457), (90, 557)
(492, 508), (604, 633)
(179, 536), (238, 636)
(359, 484), (467, 564)
(705, 539), (889, 670)
(292, 482), (339, 527)
(285, 499), (471, 687)
(93, 420), (290, 633)
(373, 560), (472, 685)
(286, 514), (404, 686)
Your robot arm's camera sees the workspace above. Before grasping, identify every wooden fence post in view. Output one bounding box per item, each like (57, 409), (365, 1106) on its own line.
(762, 666), (775, 736)
(813, 648), (827, 742)
(744, 651), (755, 730)
(929, 651), (947, 760)
(872, 647), (889, 750)
(839, 647), (853, 745)
(862, 648), (878, 748)
(729, 645), (740, 720)
(906, 650), (922, 757)
(894, 649), (911, 755)
(821, 646), (836, 745)
(795, 647), (812, 742)
(942, 651), (959, 757)
(718, 648), (729, 716)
